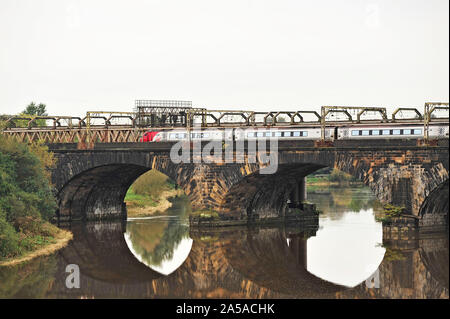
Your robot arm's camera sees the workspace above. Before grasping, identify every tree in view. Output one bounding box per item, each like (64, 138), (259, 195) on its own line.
(16, 102), (48, 128)
(23, 102), (47, 116)
(0, 135), (57, 259)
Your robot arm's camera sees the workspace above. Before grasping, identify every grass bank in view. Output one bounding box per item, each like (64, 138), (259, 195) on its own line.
(125, 188), (184, 217)
(124, 169), (184, 218)
(307, 168), (362, 187)
(0, 220), (72, 267)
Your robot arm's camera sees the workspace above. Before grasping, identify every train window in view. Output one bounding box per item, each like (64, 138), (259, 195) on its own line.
(351, 130), (360, 136)
(169, 133), (176, 139)
(302, 131), (308, 137)
(362, 130), (370, 136)
(257, 132), (264, 137)
(283, 132), (292, 137)
(265, 132), (272, 137)
(191, 133), (209, 138)
(293, 131), (301, 137)
(382, 130), (390, 135)
(413, 129), (422, 135)
(403, 129), (411, 135)
(247, 132), (255, 138)
(393, 129), (401, 135)
(274, 131), (282, 137)
(372, 130), (380, 135)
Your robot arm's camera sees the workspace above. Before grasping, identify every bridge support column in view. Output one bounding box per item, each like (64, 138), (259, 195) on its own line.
(288, 235), (308, 268)
(292, 184), (300, 207)
(299, 177), (307, 202)
(289, 177), (307, 207)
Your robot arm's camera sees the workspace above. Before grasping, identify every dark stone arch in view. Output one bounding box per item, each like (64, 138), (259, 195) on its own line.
(52, 151), (197, 221)
(52, 151), (179, 192)
(220, 163), (326, 219)
(57, 164), (150, 220)
(419, 179), (449, 232)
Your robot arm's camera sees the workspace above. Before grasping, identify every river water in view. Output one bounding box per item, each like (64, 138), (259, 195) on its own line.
(0, 185), (448, 299)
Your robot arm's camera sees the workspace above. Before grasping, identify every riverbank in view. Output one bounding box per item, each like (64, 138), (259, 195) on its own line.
(125, 188), (184, 217)
(307, 180), (364, 191)
(0, 222), (73, 267)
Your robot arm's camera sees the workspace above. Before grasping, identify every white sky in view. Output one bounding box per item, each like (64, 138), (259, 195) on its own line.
(0, 0), (448, 116)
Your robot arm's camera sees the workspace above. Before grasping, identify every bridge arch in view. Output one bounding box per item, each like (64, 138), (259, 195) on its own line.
(54, 151), (189, 221)
(419, 179), (449, 232)
(51, 146), (449, 225)
(216, 151), (388, 220)
(216, 149), (449, 221)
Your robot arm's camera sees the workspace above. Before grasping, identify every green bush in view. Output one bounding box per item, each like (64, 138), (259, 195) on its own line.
(329, 168), (357, 183)
(0, 134), (57, 259)
(131, 170), (170, 199)
(0, 215), (21, 258)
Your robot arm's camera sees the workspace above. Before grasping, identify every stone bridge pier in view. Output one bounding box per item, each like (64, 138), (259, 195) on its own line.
(50, 141), (448, 230)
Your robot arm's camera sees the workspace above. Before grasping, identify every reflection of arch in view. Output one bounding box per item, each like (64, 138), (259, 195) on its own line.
(419, 236), (449, 289)
(59, 221), (163, 283)
(338, 234), (449, 298)
(55, 223), (347, 298)
(124, 215), (192, 276)
(187, 226), (346, 297)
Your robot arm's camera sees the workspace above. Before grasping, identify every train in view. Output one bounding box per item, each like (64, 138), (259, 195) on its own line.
(139, 122), (449, 142)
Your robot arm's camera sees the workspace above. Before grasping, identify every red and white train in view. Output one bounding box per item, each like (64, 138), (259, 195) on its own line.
(139, 122), (449, 142)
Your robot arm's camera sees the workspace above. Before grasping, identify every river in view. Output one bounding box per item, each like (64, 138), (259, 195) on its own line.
(0, 185), (448, 299)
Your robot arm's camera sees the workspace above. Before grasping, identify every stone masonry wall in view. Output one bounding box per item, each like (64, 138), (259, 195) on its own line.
(51, 142), (448, 225)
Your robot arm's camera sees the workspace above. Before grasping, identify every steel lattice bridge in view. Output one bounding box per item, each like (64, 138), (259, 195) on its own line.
(0, 101), (448, 145)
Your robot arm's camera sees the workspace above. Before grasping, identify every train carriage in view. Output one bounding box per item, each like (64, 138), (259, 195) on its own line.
(139, 122), (449, 142)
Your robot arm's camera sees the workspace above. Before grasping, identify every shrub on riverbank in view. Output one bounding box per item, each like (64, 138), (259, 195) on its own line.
(130, 169), (174, 199)
(0, 134), (58, 260)
(124, 170), (182, 217)
(307, 167), (359, 185)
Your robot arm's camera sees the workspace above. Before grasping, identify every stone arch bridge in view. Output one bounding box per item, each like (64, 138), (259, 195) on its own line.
(50, 139), (449, 230)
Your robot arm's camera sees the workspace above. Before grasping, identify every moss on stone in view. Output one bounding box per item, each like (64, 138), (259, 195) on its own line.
(376, 204), (406, 223)
(191, 210), (220, 220)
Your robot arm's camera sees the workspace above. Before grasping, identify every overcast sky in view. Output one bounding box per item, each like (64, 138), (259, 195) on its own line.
(0, 0), (448, 116)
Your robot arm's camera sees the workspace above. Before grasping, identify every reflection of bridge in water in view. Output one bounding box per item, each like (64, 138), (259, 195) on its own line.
(46, 221), (448, 299)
